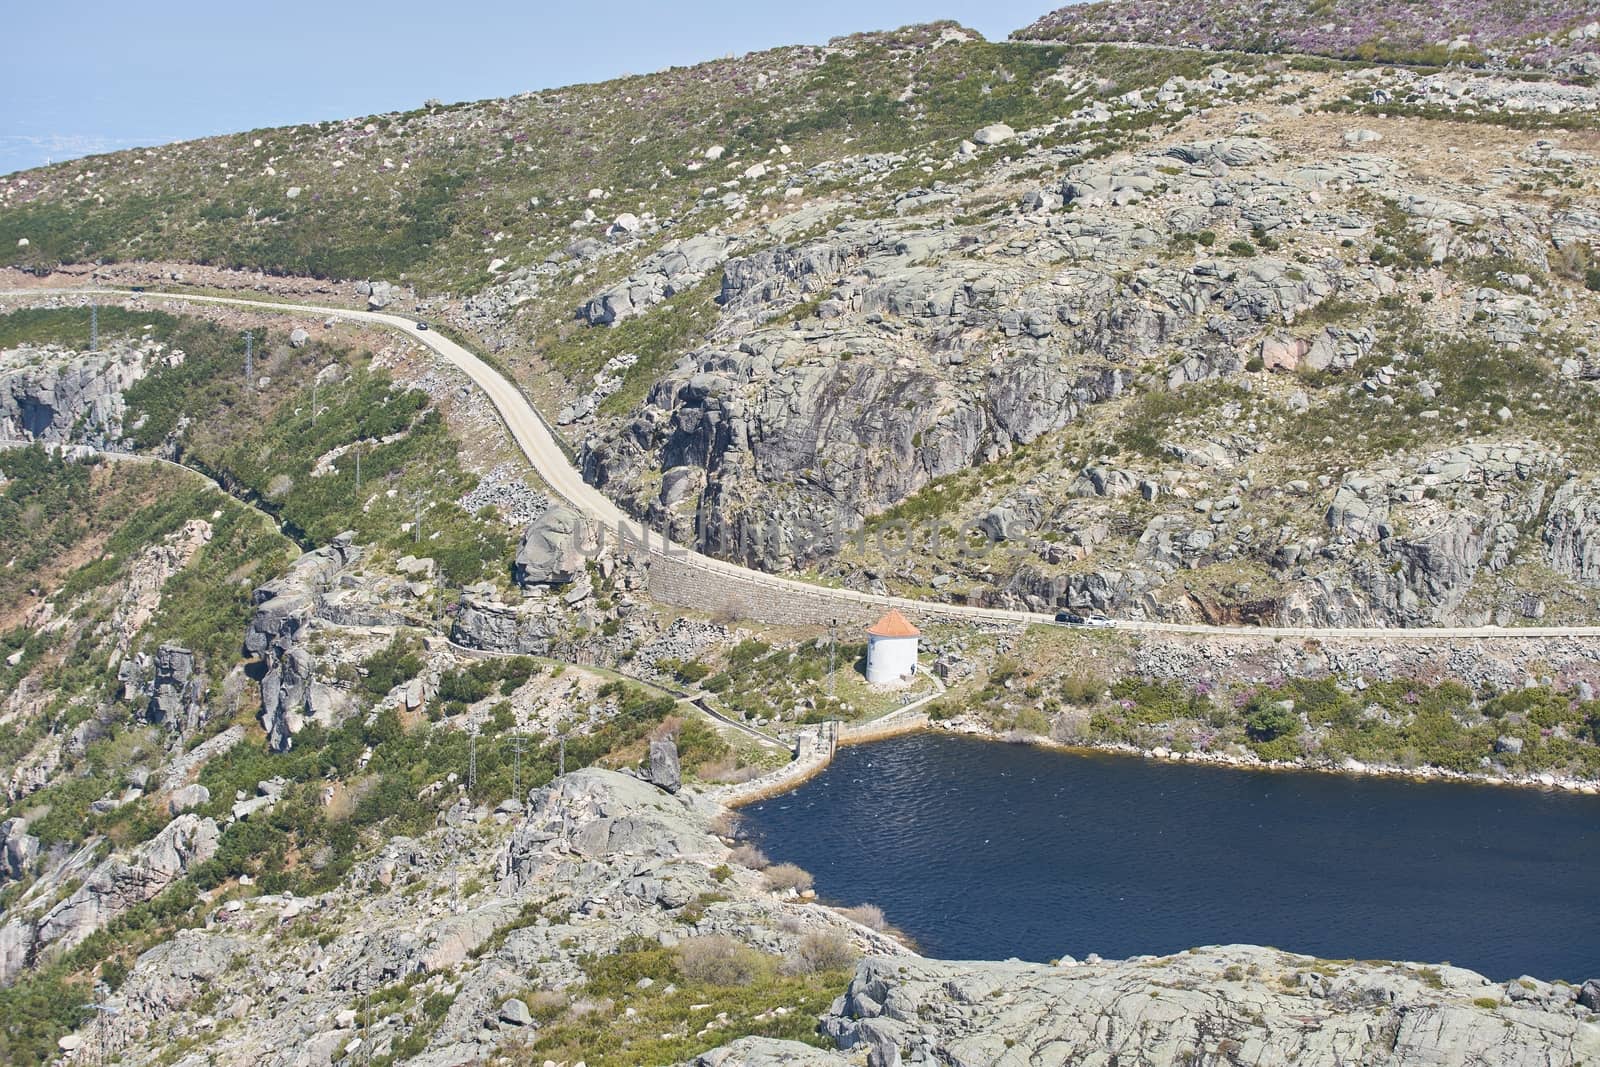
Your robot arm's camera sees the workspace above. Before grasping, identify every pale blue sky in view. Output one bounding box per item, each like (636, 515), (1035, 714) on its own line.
(2, 0), (1064, 175)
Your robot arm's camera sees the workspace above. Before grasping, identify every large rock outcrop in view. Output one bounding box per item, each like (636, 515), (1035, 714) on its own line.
(143, 643), (205, 733)
(512, 505), (593, 588)
(579, 234), (737, 326)
(0, 342), (152, 447)
(245, 533), (359, 752)
(821, 947), (1600, 1066)
(1, 814), (219, 984)
(499, 768), (720, 891)
(1543, 479), (1600, 584)
(0, 817), (39, 884)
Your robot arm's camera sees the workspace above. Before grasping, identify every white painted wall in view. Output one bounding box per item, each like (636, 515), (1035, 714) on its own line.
(866, 634), (918, 684)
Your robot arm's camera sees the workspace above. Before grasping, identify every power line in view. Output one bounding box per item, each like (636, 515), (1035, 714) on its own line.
(509, 735), (528, 802)
(829, 618), (838, 701)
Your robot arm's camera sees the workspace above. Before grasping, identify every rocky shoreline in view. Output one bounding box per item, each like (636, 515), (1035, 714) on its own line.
(938, 714), (1600, 795)
(717, 709), (1600, 816)
(34, 764), (1598, 1067)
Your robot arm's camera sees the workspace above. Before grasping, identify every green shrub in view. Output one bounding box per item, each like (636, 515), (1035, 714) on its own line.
(1012, 707), (1051, 735)
(359, 634), (424, 700)
(1245, 699), (1300, 742)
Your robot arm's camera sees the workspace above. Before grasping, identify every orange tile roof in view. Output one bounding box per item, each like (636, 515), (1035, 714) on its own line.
(866, 609), (920, 638)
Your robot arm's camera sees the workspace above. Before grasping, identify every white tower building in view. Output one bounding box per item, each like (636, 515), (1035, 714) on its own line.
(865, 609), (920, 685)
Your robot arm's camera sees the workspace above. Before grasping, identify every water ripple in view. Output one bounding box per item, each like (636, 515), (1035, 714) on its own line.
(740, 733), (1600, 980)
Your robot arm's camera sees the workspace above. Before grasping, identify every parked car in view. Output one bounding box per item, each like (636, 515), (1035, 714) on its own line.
(415, 321), (429, 331)
(1085, 615), (1115, 628)
(1054, 611), (1085, 624)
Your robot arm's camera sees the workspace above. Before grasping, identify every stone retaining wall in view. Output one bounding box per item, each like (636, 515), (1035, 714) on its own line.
(644, 550), (885, 627)
(1126, 632), (1600, 696)
(713, 722), (838, 807)
(840, 712), (931, 746)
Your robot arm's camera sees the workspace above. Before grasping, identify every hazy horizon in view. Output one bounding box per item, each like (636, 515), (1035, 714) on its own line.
(2, 0), (1063, 175)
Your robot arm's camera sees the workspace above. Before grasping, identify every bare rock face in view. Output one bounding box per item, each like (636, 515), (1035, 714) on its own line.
(449, 585), (563, 654)
(499, 768), (718, 890)
(144, 643), (205, 733)
(245, 533), (360, 752)
(121, 930), (246, 1016)
(649, 738), (682, 793)
(259, 646), (312, 753)
(512, 505), (593, 588)
(0, 918), (34, 986)
(579, 234), (736, 326)
(689, 1037), (853, 1066)
(1543, 479), (1600, 584)
(0, 343), (151, 448)
(0, 817), (38, 883)
(1288, 443), (1559, 627)
(0, 814), (221, 983)
(822, 947), (1600, 1067)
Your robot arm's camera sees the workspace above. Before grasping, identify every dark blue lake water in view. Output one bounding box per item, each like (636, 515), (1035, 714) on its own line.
(738, 733), (1600, 981)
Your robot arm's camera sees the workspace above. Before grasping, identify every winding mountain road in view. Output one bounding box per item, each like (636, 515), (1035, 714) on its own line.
(8, 286), (1600, 641)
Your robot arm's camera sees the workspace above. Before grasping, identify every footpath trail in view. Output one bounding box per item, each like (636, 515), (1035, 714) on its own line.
(9, 286), (1600, 642)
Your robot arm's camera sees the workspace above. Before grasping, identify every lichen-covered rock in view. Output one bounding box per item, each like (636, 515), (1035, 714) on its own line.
(822, 947), (1600, 1066)
(512, 505), (594, 587)
(145, 643), (204, 733)
(24, 815), (219, 973)
(245, 534), (360, 751)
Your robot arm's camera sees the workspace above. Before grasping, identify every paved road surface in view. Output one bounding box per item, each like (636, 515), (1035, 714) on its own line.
(7, 287), (1600, 641)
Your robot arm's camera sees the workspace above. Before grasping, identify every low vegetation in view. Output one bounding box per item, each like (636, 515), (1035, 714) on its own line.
(951, 632), (1600, 780)
(703, 637), (876, 725)
(512, 934), (851, 1066)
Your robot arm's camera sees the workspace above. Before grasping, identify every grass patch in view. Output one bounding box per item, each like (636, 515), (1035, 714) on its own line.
(521, 936), (849, 1066)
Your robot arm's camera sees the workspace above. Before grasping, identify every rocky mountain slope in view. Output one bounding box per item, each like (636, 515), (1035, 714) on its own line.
(572, 58), (1600, 629)
(7, 18), (1600, 630)
(26, 767), (1600, 1067)
(5, 2), (1600, 1064)
(1018, 0), (1600, 72)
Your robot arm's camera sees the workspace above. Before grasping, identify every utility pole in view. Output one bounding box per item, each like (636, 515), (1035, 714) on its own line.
(697, 429), (713, 551)
(829, 618), (838, 701)
(467, 721), (478, 794)
(354, 445), (361, 490)
(89, 302), (98, 353)
(88, 1002), (119, 1067)
(558, 733), (567, 777)
(243, 331), (254, 390)
(312, 378), (318, 427)
(509, 735), (527, 803)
